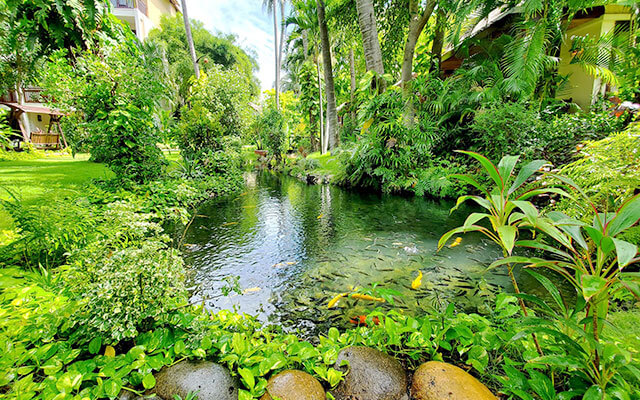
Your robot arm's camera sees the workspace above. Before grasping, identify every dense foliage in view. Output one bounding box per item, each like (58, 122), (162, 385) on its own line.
(41, 39), (170, 182)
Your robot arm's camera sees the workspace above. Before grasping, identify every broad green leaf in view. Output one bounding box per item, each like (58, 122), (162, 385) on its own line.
(142, 374), (156, 390)
(238, 368), (255, 389)
(581, 274), (607, 300)
(516, 240), (570, 259)
(449, 174), (490, 196)
(547, 211), (588, 250)
(488, 256), (550, 271)
(456, 150), (504, 191)
(497, 155), (520, 185)
(511, 200), (539, 219)
(509, 159), (547, 194)
(528, 355), (583, 370)
(607, 195), (640, 236)
(525, 269), (566, 314)
(463, 213), (490, 228)
(88, 337), (102, 355)
(612, 237), (637, 269)
(583, 385), (603, 400)
(437, 225), (482, 250)
(451, 195), (492, 213)
(497, 225), (517, 254)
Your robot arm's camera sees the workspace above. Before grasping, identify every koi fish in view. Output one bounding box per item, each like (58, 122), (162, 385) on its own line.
(239, 192), (248, 196)
(327, 293), (349, 308)
(242, 205), (256, 209)
(222, 222), (238, 227)
(411, 270), (423, 289)
(317, 214), (323, 219)
(242, 287), (261, 294)
(350, 293), (385, 303)
(349, 315), (380, 326)
(273, 261), (298, 268)
(449, 237), (463, 248)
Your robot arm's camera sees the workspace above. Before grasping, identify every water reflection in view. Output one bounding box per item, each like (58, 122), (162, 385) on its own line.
(184, 171), (513, 335)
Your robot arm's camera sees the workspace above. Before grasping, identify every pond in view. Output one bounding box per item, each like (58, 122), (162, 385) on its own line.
(183, 172), (537, 336)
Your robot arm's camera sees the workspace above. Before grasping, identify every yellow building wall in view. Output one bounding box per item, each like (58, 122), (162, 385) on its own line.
(147, 0), (177, 27)
(557, 7), (631, 110)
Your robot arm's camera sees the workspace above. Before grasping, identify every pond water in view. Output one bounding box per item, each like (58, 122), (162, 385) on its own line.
(183, 172), (537, 336)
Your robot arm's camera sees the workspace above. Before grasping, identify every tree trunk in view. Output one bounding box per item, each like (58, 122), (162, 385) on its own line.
(277, 0), (286, 109)
(349, 46), (357, 123)
(181, 0), (200, 79)
(429, 8), (445, 75)
(273, 2), (280, 109)
(317, 0), (338, 151)
(355, 0), (384, 79)
(401, 0), (435, 127)
(309, 108), (318, 151)
(316, 57), (324, 153)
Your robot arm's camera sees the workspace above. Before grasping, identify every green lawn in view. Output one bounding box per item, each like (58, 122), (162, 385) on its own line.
(0, 153), (113, 231)
(306, 151), (341, 175)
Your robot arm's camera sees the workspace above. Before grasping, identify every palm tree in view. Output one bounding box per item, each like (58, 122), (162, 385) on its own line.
(355, 0), (384, 85)
(288, 0), (325, 151)
(316, 0), (338, 151)
(180, 0), (199, 79)
(264, 0), (282, 109)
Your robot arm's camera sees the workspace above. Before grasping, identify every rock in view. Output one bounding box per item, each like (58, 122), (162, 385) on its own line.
(410, 361), (496, 400)
(260, 370), (325, 400)
(154, 361), (238, 400)
(332, 346), (408, 400)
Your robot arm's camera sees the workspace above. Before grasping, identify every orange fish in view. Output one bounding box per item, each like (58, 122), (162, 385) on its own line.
(349, 315), (380, 326)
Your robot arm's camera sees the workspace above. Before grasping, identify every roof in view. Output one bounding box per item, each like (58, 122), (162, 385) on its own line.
(0, 102), (65, 116)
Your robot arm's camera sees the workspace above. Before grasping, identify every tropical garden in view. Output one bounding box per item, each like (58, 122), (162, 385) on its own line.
(0, 0), (639, 399)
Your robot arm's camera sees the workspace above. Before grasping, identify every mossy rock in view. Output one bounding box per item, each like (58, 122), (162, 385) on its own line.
(410, 361), (496, 400)
(260, 370), (325, 400)
(154, 360), (238, 400)
(331, 346), (408, 400)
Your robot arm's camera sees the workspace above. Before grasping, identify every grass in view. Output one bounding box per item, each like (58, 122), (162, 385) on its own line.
(306, 151), (342, 175)
(0, 153), (113, 231)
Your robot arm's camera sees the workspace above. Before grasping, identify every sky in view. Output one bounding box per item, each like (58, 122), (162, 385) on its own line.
(188, 0), (280, 92)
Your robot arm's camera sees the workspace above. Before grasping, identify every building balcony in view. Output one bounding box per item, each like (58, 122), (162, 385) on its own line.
(110, 0), (147, 16)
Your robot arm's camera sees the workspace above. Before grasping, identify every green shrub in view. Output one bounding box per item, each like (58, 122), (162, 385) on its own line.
(41, 40), (169, 183)
(0, 193), (98, 268)
(257, 107), (285, 163)
(470, 102), (544, 160)
(178, 67), (252, 161)
(553, 123), (640, 219)
(540, 106), (628, 165)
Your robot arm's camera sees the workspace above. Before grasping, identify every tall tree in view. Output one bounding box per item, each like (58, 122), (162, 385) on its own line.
(316, 0), (338, 151)
(264, 0), (281, 109)
(355, 0), (385, 90)
(180, 0), (200, 79)
(401, 0), (436, 126)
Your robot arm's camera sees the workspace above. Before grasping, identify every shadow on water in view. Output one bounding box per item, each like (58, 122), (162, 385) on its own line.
(183, 171), (548, 336)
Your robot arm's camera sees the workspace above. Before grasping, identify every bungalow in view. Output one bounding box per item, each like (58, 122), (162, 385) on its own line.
(440, 5), (634, 110)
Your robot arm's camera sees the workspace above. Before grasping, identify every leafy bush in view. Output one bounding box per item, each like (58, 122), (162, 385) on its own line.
(470, 102), (544, 160)
(66, 238), (186, 343)
(553, 123), (640, 220)
(257, 107), (286, 163)
(337, 88), (442, 195)
(178, 68), (252, 161)
(539, 106), (628, 165)
(41, 39), (169, 183)
(0, 193), (98, 268)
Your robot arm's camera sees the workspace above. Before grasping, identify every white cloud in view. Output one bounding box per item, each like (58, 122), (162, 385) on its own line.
(187, 0), (278, 91)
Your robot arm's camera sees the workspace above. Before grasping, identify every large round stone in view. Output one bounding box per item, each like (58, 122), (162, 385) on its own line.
(260, 370), (325, 400)
(411, 361), (496, 400)
(331, 346), (408, 400)
(154, 360), (238, 400)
